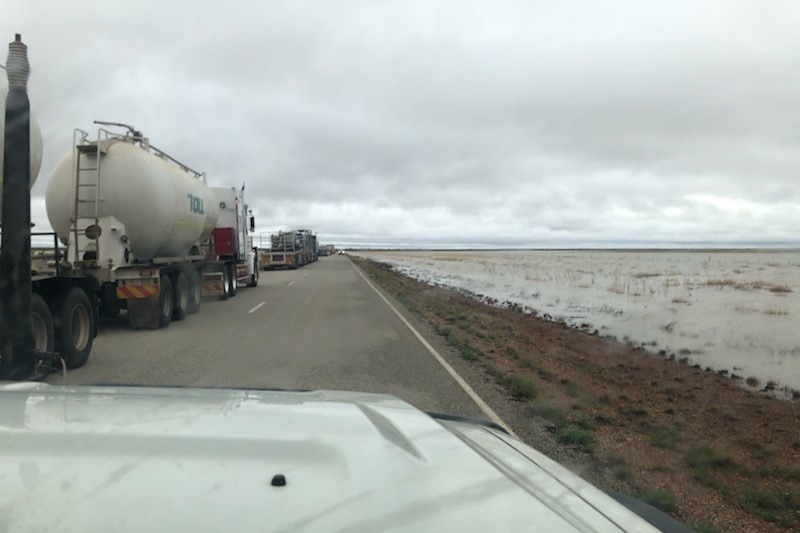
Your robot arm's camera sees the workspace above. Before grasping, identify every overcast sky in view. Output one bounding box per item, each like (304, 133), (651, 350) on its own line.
(3, 1), (799, 247)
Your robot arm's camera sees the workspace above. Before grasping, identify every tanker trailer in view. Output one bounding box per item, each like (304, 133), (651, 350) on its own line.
(1, 35), (97, 374)
(46, 123), (231, 329)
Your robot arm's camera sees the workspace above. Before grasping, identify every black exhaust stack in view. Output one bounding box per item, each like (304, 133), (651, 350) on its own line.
(0, 34), (35, 380)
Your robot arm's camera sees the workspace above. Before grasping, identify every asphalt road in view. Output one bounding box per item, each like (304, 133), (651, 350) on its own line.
(49, 255), (486, 418)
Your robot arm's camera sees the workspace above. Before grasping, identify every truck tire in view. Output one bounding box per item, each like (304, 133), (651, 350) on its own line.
(228, 264), (238, 297)
(219, 268), (230, 301)
(158, 275), (173, 328)
(31, 293), (55, 353)
(172, 272), (189, 321)
(54, 288), (93, 369)
(187, 270), (202, 315)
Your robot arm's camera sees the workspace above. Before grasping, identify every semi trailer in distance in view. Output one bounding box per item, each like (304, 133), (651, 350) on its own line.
(261, 229), (318, 270)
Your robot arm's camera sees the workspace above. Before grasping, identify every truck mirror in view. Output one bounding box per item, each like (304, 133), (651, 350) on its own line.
(249, 216), (255, 233)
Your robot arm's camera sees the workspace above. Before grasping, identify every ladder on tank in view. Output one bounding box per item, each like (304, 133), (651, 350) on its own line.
(70, 128), (107, 265)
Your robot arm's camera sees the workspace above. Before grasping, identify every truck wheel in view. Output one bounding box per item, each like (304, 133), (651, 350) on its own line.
(31, 294), (55, 353)
(54, 288), (93, 369)
(158, 275), (173, 328)
(219, 268), (230, 301)
(187, 270), (202, 315)
(172, 272), (189, 321)
(228, 264), (238, 297)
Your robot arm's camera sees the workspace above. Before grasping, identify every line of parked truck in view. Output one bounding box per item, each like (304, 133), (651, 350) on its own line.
(0, 38), (264, 377)
(1, 36), (343, 378)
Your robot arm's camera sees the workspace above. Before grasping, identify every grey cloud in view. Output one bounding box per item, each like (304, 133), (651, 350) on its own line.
(4, 0), (799, 246)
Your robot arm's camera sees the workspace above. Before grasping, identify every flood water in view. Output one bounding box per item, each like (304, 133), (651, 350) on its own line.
(356, 250), (800, 391)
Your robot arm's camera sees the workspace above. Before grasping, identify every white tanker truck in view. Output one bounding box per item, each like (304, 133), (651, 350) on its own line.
(45, 122), (260, 329)
(2, 38), (259, 374)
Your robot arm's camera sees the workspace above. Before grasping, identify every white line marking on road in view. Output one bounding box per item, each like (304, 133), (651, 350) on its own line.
(287, 281), (295, 286)
(248, 301), (266, 314)
(352, 261), (517, 437)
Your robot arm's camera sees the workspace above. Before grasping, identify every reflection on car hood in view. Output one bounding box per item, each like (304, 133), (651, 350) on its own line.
(0, 383), (660, 532)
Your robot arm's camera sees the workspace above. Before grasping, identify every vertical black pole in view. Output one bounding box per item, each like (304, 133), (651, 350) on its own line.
(0, 34), (34, 380)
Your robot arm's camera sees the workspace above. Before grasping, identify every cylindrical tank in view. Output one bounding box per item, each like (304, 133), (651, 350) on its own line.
(46, 139), (219, 258)
(0, 66), (44, 217)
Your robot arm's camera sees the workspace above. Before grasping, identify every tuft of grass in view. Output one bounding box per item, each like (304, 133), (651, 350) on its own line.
(706, 278), (737, 287)
(484, 362), (504, 380)
(650, 426), (686, 451)
(687, 444), (734, 471)
(557, 426), (597, 452)
(536, 367), (555, 381)
(623, 406), (649, 418)
(746, 376), (761, 388)
(593, 412), (614, 425)
(758, 461), (800, 480)
(527, 399), (568, 428)
(763, 306), (789, 316)
(434, 324), (451, 337)
(562, 379), (581, 398)
(435, 327), (481, 362)
(572, 414), (597, 431)
(637, 488), (677, 513)
(661, 321), (677, 332)
(504, 374), (538, 400)
(650, 465), (675, 474)
(456, 343), (480, 361)
(740, 486), (800, 527)
(605, 451), (631, 480)
(736, 437), (774, 462)
(686, 444), (735, 493)
(768, 284), (793, 293)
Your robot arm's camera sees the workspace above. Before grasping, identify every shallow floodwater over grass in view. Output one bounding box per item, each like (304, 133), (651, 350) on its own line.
(355, 250), (800, 390)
